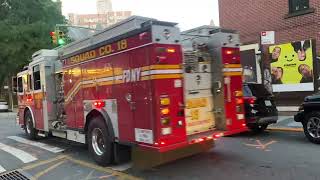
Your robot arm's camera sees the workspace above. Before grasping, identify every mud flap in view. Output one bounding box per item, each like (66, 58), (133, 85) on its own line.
(132, 139), (214, 169)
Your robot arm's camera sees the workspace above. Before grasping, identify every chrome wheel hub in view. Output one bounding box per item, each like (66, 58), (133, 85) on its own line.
(92, 128), (106, 156)
(307, 117), (320, 138)
(26, 118), (32, 134)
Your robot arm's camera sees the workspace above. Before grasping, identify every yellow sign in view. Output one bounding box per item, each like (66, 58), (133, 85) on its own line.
(269, 40), (314, 91)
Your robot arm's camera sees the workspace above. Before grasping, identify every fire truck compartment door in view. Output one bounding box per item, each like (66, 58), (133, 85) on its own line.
(185, 93), (215, 135)
(184, 73), (211, 91)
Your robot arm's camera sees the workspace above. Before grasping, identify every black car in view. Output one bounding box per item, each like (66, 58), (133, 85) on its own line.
(294, 94), (320, 144)
(243, 84), (278, 132)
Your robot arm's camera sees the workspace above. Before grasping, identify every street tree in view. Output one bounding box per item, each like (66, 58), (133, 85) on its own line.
(0, 0), (65, 88)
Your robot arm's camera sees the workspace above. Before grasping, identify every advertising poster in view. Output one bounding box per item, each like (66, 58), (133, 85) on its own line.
(269, 40), (314, 92)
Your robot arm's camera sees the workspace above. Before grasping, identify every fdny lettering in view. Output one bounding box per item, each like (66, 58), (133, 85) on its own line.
(123, 68), (141, 83)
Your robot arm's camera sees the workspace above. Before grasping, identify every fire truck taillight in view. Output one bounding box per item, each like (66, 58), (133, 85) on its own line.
(234, 91), (243, 97)
(93, 101), (105, 108)
(166, 48), (176, 53)
(222, 47), (240, 64)
(236, 98), (244, 105)
(160, 97), (170, 106)
(26, 96), (33, 102)
(161, 117), (170, 126)
(161, 108), (170, 115)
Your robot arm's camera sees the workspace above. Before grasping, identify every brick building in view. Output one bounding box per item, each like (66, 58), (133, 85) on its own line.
(219, 0), (320, 105)
(219, 0), (320, 54)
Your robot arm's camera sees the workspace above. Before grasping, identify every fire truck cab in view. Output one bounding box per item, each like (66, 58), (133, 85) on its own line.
(16, 16), (246, 168)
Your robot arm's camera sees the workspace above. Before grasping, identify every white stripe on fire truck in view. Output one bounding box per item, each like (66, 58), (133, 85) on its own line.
(7, 136), (65, 153)
(222, 68), (243, 72)
(0, 165), (5, 173)
(140, 69), (183, 76)
(0, 142), (37, 163)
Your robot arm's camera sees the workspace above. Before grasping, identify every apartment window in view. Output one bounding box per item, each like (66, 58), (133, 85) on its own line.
(289, 0), (309, 13)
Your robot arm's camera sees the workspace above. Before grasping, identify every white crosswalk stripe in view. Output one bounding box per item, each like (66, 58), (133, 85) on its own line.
(0, 142), (37, 163)
(7, 136), (65, 153)
(0, 165), (5, 173)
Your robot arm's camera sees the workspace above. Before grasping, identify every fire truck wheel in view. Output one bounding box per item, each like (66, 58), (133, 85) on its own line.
(24, 110), (37, 140)
(88, 117), (113, 166)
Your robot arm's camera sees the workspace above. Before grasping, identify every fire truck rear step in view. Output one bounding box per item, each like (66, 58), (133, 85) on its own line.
(132, 139), (214, 169)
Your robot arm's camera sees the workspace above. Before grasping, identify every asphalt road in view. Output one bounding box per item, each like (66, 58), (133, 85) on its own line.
(0, 112), (319, 180)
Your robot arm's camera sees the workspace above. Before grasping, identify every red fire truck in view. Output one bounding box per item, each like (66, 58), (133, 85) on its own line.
(15, 16), (246, 168)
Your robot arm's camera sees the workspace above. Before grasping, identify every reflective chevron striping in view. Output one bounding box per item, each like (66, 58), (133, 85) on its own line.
(0, 142), (37, 163)
(0, 165), (5, 173)
(7, 136), (64, 153)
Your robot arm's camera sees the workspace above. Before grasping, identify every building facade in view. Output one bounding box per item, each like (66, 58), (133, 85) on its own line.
(68, 11), (132, 29)
(97, 0), (113, 14)
(219, 0), (320, 54)
(68, 0), (131, 29)
(219, 0), (320, 105)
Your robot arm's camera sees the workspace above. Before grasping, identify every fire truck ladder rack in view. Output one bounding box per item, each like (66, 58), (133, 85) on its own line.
(60, 16), (163, 58)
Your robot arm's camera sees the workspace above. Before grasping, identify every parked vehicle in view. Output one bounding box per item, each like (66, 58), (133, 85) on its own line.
(0, 100), (8, 112)
(243, 83), (278, 132)
(294, 93), (320, 144)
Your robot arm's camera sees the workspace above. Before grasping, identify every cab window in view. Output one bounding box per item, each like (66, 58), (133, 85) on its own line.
(17, 77), (23, 93)
(33, 65), (41, 90)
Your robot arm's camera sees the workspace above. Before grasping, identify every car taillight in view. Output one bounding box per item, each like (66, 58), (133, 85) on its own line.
(247, 97), (256, 105)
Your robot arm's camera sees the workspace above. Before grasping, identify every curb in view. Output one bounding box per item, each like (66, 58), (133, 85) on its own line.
(267, 127), (303, 132)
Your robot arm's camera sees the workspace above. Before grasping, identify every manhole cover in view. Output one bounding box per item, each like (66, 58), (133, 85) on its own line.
(0, 170), (31, 180)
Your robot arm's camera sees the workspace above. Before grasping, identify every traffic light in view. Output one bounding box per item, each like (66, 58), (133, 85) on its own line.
(50, 31), (57, 45)
(57, 31), (66, 45)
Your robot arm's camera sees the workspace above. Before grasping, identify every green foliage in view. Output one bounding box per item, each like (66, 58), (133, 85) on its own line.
(0, 0), (65, 86)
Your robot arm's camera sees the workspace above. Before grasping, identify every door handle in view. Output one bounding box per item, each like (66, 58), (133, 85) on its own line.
(125, 93), (136, 110)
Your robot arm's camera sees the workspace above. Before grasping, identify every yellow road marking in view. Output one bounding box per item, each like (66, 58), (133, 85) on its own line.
(22, 155), (68, 171)
(33, 160), (66, 179)
(244, 140), (277, 151)
(65, 156), (142, 180)
(22, 155), (141, 180)
(267, 127), (303, 132)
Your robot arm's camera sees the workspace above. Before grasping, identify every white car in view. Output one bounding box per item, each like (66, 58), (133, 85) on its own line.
(0, 100), (8, 112)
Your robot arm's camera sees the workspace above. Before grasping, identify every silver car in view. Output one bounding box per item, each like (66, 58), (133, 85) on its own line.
(0, 100), (8, 112)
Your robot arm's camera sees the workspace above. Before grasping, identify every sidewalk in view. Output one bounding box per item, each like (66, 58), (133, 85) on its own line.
(268, 113), (303, 132)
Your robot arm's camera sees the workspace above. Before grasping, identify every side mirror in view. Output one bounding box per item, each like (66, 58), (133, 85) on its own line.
(12, 76), (17, 93)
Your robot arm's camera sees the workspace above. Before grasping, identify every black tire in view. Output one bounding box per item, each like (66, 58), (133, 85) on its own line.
(88, 116), (113, 166)
(249, 124), (268, 133)
(24, 110), (37, 140)
(303, 112), (320, 144)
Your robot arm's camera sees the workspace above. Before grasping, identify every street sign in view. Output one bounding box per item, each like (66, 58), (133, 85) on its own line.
(3, 86), (9, 90)
(261, 31), (275, 45)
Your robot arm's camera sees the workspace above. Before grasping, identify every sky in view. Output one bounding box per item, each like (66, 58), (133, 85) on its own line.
(60, 0), (220, 31)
